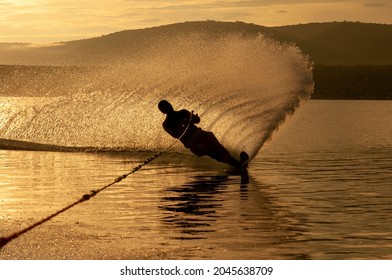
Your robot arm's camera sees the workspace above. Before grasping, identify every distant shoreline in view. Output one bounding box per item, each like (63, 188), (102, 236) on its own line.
(312, 64), (392, 100)
(1, 64), (391, 100)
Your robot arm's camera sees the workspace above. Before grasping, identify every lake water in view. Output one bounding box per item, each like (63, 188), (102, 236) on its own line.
(0, 100), (391, 259)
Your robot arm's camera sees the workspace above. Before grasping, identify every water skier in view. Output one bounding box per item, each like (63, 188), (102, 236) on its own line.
(158, 100), (249, 183)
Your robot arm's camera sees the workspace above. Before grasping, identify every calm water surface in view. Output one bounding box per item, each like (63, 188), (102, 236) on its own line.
(1, 100), (391, 259)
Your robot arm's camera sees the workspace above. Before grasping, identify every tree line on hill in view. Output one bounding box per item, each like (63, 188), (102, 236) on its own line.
(312, 65), (392, 100)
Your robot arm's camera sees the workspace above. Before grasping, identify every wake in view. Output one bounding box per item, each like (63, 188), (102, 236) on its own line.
(0, 26), (313, 161)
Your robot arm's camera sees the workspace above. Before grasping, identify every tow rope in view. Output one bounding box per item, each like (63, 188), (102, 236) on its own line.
(0, 111), (194, 249)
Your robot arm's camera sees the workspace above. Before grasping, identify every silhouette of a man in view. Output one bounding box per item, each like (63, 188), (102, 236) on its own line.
(158, 100), (249, 182)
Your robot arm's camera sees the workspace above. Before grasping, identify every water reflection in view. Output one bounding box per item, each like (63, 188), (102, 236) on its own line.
(5, 146), (391, 259)
(158, 170), (313, 259)
(160, 174), (229, 239)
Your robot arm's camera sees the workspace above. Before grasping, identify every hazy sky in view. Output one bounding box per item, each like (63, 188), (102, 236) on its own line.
(1, 0), (391, 43)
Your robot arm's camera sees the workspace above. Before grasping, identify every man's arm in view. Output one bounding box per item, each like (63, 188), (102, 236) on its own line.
(191, 112), (200, 124)
(179, 109), (200, 124)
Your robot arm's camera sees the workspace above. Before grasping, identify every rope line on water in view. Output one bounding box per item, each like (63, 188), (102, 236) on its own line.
(0, 111), (194, 250)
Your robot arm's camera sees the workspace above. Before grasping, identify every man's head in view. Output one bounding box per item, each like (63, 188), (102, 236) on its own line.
(158, 100), (173, 114)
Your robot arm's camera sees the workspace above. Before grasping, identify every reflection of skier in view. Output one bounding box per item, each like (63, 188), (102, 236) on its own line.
(158, 100), (249, 183)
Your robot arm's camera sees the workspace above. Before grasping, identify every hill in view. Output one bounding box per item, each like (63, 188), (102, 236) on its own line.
(271, 22), (392, 65)
(1, 21), (392, 99)
(1, 21), (391, 65)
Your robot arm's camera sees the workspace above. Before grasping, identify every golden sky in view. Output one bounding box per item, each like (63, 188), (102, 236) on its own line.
(1, 0), (391, 43)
